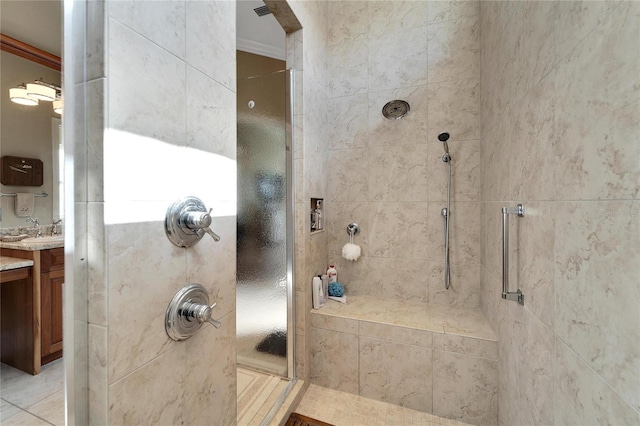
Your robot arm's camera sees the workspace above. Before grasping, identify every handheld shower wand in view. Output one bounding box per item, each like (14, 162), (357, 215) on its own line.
(439, 132), (451, 162)
(438, 132), (452, 289)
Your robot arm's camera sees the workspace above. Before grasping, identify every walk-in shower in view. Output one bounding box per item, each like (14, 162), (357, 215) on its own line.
(439, 132), (452, 290)
(236, 69), (294, 378)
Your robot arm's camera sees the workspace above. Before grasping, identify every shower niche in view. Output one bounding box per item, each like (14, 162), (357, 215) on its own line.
(310, 198), (324, 232)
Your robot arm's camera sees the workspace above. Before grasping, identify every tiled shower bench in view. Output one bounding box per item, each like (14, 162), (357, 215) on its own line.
(310, 295), (498, 426)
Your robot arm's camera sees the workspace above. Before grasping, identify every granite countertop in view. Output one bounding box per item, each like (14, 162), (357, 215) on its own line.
(0, 238), (64, 251)
(0, 256), (35, 271)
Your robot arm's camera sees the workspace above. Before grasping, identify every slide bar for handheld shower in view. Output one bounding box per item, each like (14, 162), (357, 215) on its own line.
(442, 160), (452, 290)
(438, 131), (451, 290)
(502, 204), (525, 305)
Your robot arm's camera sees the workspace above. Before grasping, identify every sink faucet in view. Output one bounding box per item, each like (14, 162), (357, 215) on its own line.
(26, 217), (42, 237)
(51, 219), (62, 236)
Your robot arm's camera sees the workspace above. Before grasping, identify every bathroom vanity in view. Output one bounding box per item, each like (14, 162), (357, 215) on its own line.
(0, 237), (64, 374)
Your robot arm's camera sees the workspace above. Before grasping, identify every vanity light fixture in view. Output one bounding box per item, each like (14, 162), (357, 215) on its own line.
(9, 79), (62, 113)
(9, 84), (39, 106)
(26, 80), (57, 101)
(52, 97), (63, 115)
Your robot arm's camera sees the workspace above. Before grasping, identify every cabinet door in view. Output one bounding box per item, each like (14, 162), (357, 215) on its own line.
(41, 269), (64, 361)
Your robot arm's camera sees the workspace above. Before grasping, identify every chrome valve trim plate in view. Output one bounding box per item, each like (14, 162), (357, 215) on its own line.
(165, 283), (222, 341)
(165, 196), (221, 248)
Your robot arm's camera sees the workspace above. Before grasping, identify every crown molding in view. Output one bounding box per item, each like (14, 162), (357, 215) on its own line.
(237, 37), (285, 61)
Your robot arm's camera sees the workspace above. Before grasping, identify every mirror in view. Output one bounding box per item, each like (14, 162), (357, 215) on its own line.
(0, 2), (66, 425)
(0, 0), (62, 229)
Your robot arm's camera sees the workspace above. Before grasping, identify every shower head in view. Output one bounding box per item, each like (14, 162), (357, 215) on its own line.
(382, 100), (410, 120)
(438, 132), (450, 142)
(438, 132), (451, 162)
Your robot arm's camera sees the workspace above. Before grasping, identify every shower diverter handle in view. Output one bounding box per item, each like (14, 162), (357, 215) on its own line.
(181, 301), (222, 329)
(165, 196), (221, 248)
(182, 208), (221, 242)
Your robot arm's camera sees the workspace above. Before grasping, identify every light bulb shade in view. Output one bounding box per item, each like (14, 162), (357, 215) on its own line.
(26, 83), (56, 101)
(9, 87), (39, 106)
(53, 100), (63, 114)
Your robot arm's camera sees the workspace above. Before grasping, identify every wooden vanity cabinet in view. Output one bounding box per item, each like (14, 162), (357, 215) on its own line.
(40, 247), (64, 364)
(0, 265), (36, 374)
(1, 245), (65, 370)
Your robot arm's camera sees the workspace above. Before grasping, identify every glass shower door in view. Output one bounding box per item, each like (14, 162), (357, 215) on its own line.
(237, 70), (292, 377)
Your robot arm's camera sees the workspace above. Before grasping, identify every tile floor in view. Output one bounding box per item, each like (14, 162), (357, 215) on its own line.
(238, 367), (290, 425)
(295, 384), (475, 426)
(0, 360), (65, 426)
(0, 362), (293, 426)
(1, 362), (472, 426)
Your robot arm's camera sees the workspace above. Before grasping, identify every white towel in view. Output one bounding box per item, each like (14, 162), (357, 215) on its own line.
(15, 193), (34, 217)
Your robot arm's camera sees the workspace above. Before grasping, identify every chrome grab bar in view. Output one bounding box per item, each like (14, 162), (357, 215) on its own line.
(502, 204), (525, 305)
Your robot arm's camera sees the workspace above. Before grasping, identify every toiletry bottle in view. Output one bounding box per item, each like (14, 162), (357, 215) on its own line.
(312, 277), (322, 309)
(327, 264), (337, 283)
(318, 275), (329, 308)
(311, 207), (316, 231)
(321, 274), (329, 304)
(315, 200), (323, 230)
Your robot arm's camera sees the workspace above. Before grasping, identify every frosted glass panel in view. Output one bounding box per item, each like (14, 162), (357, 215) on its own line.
(237, 71), (288, 376)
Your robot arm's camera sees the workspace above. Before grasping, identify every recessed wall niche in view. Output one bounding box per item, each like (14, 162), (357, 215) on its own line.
(310, 198), (324, 232)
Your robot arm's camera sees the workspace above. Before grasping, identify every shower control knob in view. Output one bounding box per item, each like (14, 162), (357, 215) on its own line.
(166, 283), (222, 341)
(182, 208), (221, 242)
(182, 210), (212, 229)
(165, 197), (221, 247)
(181, 301), (222, 329)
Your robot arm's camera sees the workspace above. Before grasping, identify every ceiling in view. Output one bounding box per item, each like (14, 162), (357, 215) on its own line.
(0, 1), (284, 62)
(0, 0), (62, 57)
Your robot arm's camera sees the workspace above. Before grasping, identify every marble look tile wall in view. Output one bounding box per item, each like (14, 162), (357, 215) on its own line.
(432, 350), (497, 425)
(66, 0), (103, 422)
(286, 0), (330, 381)
(81, 1), (238, 423)
(325, 1), (481, 308)
(310, 314), (497, 424)
(480, 2), (640, 425)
